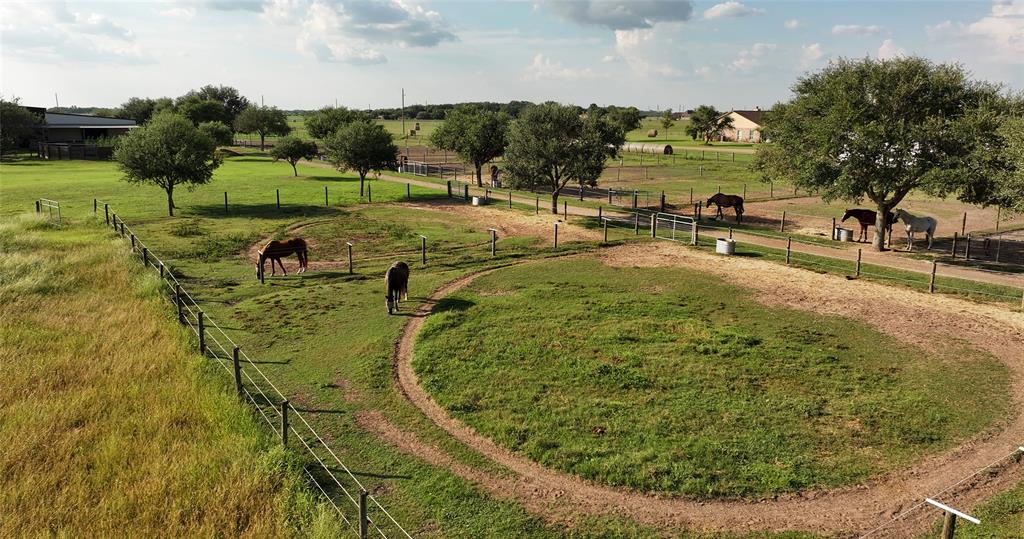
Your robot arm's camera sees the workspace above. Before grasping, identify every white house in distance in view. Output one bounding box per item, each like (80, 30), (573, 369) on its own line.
(719, 108), (765, 142)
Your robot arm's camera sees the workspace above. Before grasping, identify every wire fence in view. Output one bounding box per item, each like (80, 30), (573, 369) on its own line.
(36, 198), (62, 224)
(101, 206), (413, 539)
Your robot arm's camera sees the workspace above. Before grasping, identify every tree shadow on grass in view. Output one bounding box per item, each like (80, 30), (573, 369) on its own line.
(431, 297), (474, 314)
(189, 203), (337, 219)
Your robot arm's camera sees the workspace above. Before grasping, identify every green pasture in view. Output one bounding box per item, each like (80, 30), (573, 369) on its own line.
(626, 117), (757, 149)
(921, 481), (1024, 538)
(414, 258), (1010, 498)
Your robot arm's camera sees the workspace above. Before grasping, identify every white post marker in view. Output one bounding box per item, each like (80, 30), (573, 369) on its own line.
(925, 498), (980, 524)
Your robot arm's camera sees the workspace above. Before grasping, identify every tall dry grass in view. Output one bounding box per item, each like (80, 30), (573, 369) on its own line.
(0, 215), (341, 537)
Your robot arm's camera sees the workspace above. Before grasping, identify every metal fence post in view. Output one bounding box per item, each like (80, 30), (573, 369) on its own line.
(368, 184), (372, 203)
(159, 262), (165, 279)
(276, 188), (280, 209)
(407, 183), (411, 200)
(232, 347), (243, 397)
(420, 235), (427, 265)
(280, 400), (289, 446)
(359, 490), (369, 539)
(692, 221), (699, 246)
(325, 186), (329, 207)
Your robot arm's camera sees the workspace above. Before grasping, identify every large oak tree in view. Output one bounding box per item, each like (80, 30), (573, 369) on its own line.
(234, 106), (290, 150)
(755, 57), (1012, 250)
(324, 121), (397, 196)
(503, 102), (624, 214)
(114, 112), (221, 217)
(429, 105), (510, 186)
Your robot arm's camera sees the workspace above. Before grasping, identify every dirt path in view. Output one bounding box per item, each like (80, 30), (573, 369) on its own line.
(360, 243), (1024, 537)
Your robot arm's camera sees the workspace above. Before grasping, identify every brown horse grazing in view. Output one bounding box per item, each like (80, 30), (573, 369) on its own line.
(706, 193), (744, 222)
(385, 261), (410, 314)
(841, 209), (896, 243)
(256, 238), (308, 280)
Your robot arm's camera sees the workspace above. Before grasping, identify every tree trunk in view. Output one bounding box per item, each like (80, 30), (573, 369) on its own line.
(475, 164), (483, 187)
(166, 186), (175, 217)
(359, 173), (365, 197)
(291, 161), (298, 176)
(550, 191), (559, 215)
(259, 133), (266, 151)
(872, 202), (891, 251)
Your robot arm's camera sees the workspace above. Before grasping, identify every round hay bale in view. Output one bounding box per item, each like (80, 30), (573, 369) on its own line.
(646, 129), (658, 138)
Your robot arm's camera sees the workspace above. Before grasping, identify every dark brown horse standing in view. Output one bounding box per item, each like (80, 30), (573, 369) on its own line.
(841, 209), (895, 243)
(385, 261), (410, 314)
(256, 238), (308, 281)
(706, 193), (744, 222)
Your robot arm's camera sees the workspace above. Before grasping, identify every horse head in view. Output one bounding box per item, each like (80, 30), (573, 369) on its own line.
(891, 209), (903, 223)
(841, 209), (852, 222)
(385, 293), (394, 314)
(705, 196), (715, 207)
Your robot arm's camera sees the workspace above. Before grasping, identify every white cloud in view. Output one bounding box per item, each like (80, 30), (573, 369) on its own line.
(601, 54), (619, 63)
(294, 0), (457, 64)
(831, 24), (883, 36)
(0, 1), (148, 64)
(877, 39), (906, 60)
(728, 42), (776, 72)
(925, 20), (953, 36)
(704, 1), (765, 20)
(543, 0), (694, 30)
(965, 0), (1024, 59)
(800, 42), (825, 68)
(522, 53), (600, 81)
(159, 6), (197, 19)
(613, 27), (685, 78)
(784, 19), (802, 30)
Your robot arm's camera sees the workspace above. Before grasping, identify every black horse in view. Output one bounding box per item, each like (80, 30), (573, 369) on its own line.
(706, 193), (745, 222)
(385, 261), (410, 314)
(841, 209), (896, 243)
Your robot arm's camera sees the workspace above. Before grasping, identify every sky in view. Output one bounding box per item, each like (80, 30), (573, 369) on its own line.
(2, 0), (1023, 111)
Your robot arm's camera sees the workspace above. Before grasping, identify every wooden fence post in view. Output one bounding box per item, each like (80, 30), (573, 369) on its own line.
(965, 234), (972, 259)
(634, 213), (639, 234)
(632, 191), (638, 209)
(131, 234), (136, 251)
(689, 187), (693, 205)
(563, 200), (567, 218)
(692, 221), (699, 245)
(280, 400), (289, 446)
(175, 283), (183, 323)
(729, 227), (733, 240)
(608, 189), (613, 204)
(941, 512), (957, 539)
(535, 197), (539, 215)
(464, 185), (469, 201)
(276, 189), (280, 209)
(855, 249), (862, 277)
(407, 183), (411, 200)
(951, 232), (958, 258)
(831, 217), (837, 240)
(198, 311), (206, 354)
(347, 242), (353, 274)
(660, 191), (665, 212)
(490, 229), (497, 256)
(929, 261), (937, 293)
(359, 490), (369, 539)
(780, 211), (787, 233)
(447, 180), (452, 198)
(142, 247), (149, 267)
(104, 203), (109, 225)
(368, 184), (372, 203)
(598, 206), (603, 220)
(603, 219), (608, 242)
(420, 235), (427, 265)
(509, 192), (512, 208)
(35, 200), (40, 213)
(786, 237), (792, 264)
(93, 199), (97, 214)
(961, 212), (967, 236)
(232, 347), (243, 397)
(553, 222), (559, 249)
(159, 262), (165, 279)
(742, 184), (746, 199)
(770, 182), (773, 198)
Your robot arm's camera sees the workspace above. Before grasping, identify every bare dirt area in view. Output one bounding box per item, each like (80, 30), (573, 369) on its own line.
(358, 242), (1024, 537)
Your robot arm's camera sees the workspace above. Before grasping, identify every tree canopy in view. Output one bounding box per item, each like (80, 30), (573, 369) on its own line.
(755, 56), (1013, 250)
(0, 99), (41, 155)
(503, 102), (625, 214)
(305, 106), (367, 140)
(429, 105), (510, 186)
(323, 121), (397, 196)
(198, 121), (234, 146)
(114, 112), (222, 217)
(234, 106), (290, 150)
(177, 98), (230, 126)
(685, 105), (732, 143)
(270, 135), (319, 176)
(660, 109), (675, 140)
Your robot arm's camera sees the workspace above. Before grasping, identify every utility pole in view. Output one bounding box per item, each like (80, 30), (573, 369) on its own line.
(54, 93), (59, 108)
(402, 88), (407, 157)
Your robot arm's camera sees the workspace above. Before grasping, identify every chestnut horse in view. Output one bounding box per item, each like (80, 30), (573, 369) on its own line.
(706, 193), (745, 222)
(256, 238), (308, 280)
(841, 208), (896, 243)
(385, 261), (410, 314)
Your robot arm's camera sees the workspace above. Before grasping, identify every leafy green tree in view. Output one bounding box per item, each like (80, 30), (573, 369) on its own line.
(324, 121), (397, 196)
(429, 105), (510, 186)
(755, 57), (1011, 250)
(305, 106), (366, 140)
(178, 97), (230, 126)
(660, 109), (675, 140)
(116, 97), (158, 124)
(685, 105), (732, 144)
(191, 85), (250, 124)
(0, 98), (41, 155)
(270, 135), (319, 176)
(114, 112), (221, 217)
(503, 102), (624, 214)
(234, 106), (290, 150)
(605, 105), (642, 133)
(995, 117), (1024, 214)
(198, 121), (234, 146)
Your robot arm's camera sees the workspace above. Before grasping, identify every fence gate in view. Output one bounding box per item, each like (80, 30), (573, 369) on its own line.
(654, 213), (695, 244)
(37, 198), (61, 224)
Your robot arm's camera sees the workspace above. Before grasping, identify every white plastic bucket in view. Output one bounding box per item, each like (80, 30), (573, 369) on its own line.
(716, 238), (736, 255)
(472, 196), (481, 206)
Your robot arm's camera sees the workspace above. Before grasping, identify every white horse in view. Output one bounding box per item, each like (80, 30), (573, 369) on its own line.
(892, 209), (937, 251)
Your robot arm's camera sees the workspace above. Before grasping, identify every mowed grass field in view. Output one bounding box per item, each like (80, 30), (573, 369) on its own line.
(413, 258), (1010, 498)
(2, 155), (1020, 536)
(0, 215), (341, 537)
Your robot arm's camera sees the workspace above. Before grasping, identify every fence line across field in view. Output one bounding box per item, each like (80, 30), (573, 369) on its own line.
(100, 206), (412, 539)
